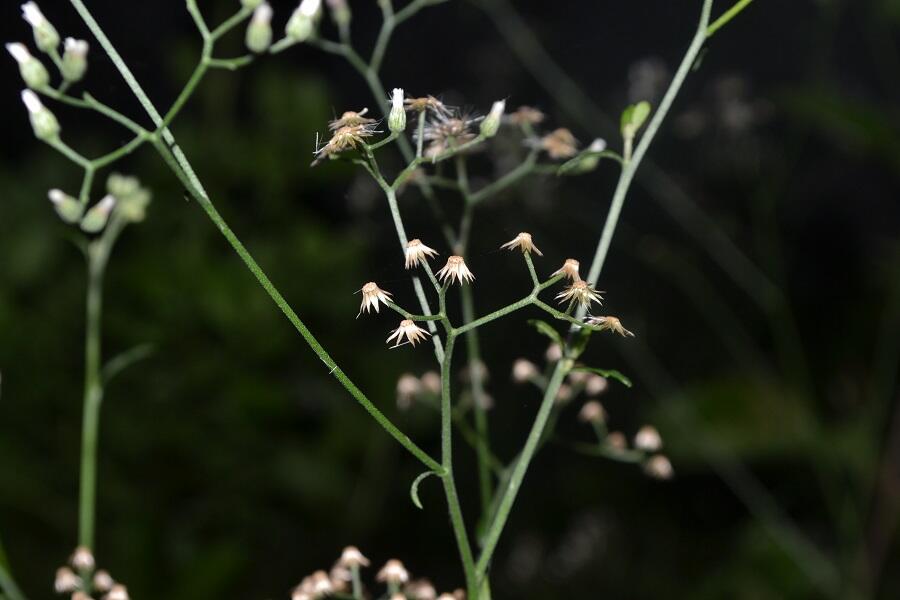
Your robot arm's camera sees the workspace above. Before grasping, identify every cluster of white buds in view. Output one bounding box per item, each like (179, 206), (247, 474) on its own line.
(6, 42), (48, 89)
(54, 546), (129, 600)
(21, 2), (58, 53)
(245, 2), (273, 53)
(388, 88), (407, 133)
(9, 4), (92, 89)
(20, 89), (58, 140)
(286, 0), (322, 43)
(61, 37), (90, 82)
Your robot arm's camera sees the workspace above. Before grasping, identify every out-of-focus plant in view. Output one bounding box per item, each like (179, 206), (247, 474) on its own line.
(0, 0), (755, 598)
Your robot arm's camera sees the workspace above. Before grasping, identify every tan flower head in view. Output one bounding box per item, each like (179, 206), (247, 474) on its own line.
(634, 425), (663, 452)
(54, 567), (81, 593)
(420, 111), (480, 158)
(329, 108), (376, 130)
(420, 371), (441, 395)
(405, 578), (437, 600)
(606, 431), (627, 450)
(404, 95), (452, 117)
(586, 315), (634, 337)
(358, 282), (392, 316)
(387, 320), (431, 348)
(585, 374), (608, 396)
(436, 255), (475, 285)
(578, 400), (606, 424)
(338, 545), (371, 568)
(405, 238), (439, 269)
(511, 358), (538, 383)
(313, 122), (379, 165)
(551, 258), (581, 281)
(70, 545), (95, 571)
(93, 570), (114, 592)
(500, 232), (542, 256)
(106, 584), (130, 600)
(540, 128), (579, 159)
(376, 559), (410, 584)
(508, 105), (545, 126)
(644, 455), (674, 479)
(396, 373), (421, 409)
(556, 280), (603, 309)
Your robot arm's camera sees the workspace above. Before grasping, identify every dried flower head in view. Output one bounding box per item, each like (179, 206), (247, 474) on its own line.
(586, 315), (634, 337)
(551, 258), (581, 282)
(436, 255), (475, 285)
(606, 431), (627, 450)
(329, 108), (376, 131)
(376, 559), (410, 585)
(404, 95), (452, 117)
(358, 281), (392, 316)
(70, 546), (95, 571)
(508, 105), (545, 126)
(93, 570), (114, 592)
(585, 374), (609, 396)
(634, 425), (663, 452)
(404, 238), (439, 269)
(105, 584), (130, 600)
(556, 280), (603, 309)
(405, 578), (437, 600)
(644, 455), (674, 479)
(500, 232), (542, 256)
(396, 373), (421, 409)
(338, 546), (371, 568)
(578, 400), (606, 424)
(511, 358), (538, 383)
(420, 111), (480, 158)
(54, 567), (81, 593)
(420, 371), (441, 395)
(539, 128), (579, 159)
(387, 320), (431, 348)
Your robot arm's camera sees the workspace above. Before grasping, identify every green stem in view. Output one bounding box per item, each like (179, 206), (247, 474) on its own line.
(706, 0), (755, 37)
(469, 151), (538, 205)
(0, 536), (26, 600)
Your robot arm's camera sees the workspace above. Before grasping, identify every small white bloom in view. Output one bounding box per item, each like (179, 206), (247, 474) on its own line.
(252, 1), (273, 23)
(511, 359), (538, 383)
(54, 567), (81, 593)
(404, 238), (438, 269)
(9, 45), (49, 89)
(386, 320), (430, 348)
(21, 2), (47, 27)
(644, 455), (674, 479)
(420, 371), (441, 395)
(545, 343), (562, 362)
(93, 570), (114, 592)
(578, 400), (606, 424)
(5, 42), (31, 65)
(396, 373), (421, 409)
(358, 281), (392, 316)
(500, 231), (542, 256)
(436, 255), (475, 285)
(64, 37), (88, 57)
(20, 88), (42, 113)
(634, 425), (663, 452)
(588, 138), (607, 152)
(585, 374), (608, 396)
(299, 0), (322, 17)
(106, 584), (130, 600)
(70, 545), (95, 571)
(376, 559), (409, 585)
(338, 546), (370, 568)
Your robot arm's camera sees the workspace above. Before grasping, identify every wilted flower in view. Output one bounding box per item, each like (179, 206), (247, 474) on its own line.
(500, 232), (542, 256)
(586, 315), (634, 337)
(634, 425), (663, 452)
(387, 320), (430, 348)
(358, 281), (392, 316)
(507, 106), (545, 126)
(578, 400), (606, 424)
(551, 258), (581, 282)
(376, 559), (410, 585)
(511, 359), (538, 383)
(388, 88), (407, 133)
(396, 373), (421, 409)
(338, 545), (370, 568)
(70, 545), (95, 571)
(6, 42), (49, 89)
(539, 128), (578, 159)
(644, 455), (674, 479)
(54, 567), (81, 593)
(556, 280), (603, 309)
(404, 95), (452, 117)
(314, 119), (379, 164)
(404, 238), (439, 269)
(61, 38), (89, 82)
(436, 255), (475, 285)
(585, 374), (608, 396)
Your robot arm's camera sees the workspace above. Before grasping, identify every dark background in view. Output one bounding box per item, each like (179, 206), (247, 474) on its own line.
(2, 0), (899, 598)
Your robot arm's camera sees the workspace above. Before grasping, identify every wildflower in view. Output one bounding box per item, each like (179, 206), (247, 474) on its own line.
(644, 455), (674, 479)
(500, 231), (543, 256)
(61, 38), (89, 82)
(80, 195), (116, 234)
(539, 128), (578, 159)
(396, 373), (421, 409)
(48, 189), (84, 224)
(634, 425), (662, 452)
(420, 111), (480, 158)
(404, 95), (451, 117)
(286, 0), (322, 42)
(54, 567), (81, 593)
(606, 431), (627, 450)
(436, 255), (475, 285)
(245, 2), (273, 53)
(21, 2), (59, 52)
(387, 320), (430, 348)
(556, 281), (603, 309)
(405, 579), (437, 600)
(388, 88), (407, 133)
(7, 43), (49, 89)
(555, 383), (573, 404)
(93, 570), (114, 592)
(507, 105), (545, 126)
(585, 374), (608, 396)
(578, 401), (606, 424)
(545, 343), (562, 362)
(106, 584), (130, 600)
(313, 117), (379, 164)
(420, 371), (441, 395)
(404, 238), (438, 269)
(480, 99), (505, 138)
(329, 108), (376, 131)
(511, 358), (538, 383)
(586, 315), (634, 337)
(358, 281), (392, 316)
(338, 545), (370, 568)
(70, 545), (95, 571)
(551, 258), (581, 282)
(376, 559), (409, 585)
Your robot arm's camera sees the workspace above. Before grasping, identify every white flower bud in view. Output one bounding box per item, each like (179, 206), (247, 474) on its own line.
(388, 88), (406, 133)
(21, 2), (60, 53)
(286, 0), (321, 42)
(48, 189), (84, 224)
(61, 38), (89, 82)
(634, 425), (663, 452)
(245, 3), (273, 53)
(7, 43), (49, 89)
(21, 89), (59, 140)
(80, 195), (116, 233)
(480, 99), (505, 138)
(511, 359), (537, 383)
(70, 545), (95, 571)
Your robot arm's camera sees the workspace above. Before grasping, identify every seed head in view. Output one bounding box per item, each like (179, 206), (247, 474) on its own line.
(586, 315), (634, 337)
(539, 128), (579, 159)
(551, 258), (581, 282)
(329, 108), (376, 131)
(500, 232), (542, 256)
(644, 455), (674, 479)
(358, 282), (392, 316)
(436, 255), (475, 285)
(404, 95), (452, 117)
(578, 401), (606, 424)
(556, 280), (603, 309)
(376, 559), (409, 585)
(511, 359), (538, 383)
(404, 238), (439, 269)
(634, 425), (663, 452)
(387, 320), (431, 348)
(420, 111), (480, 158)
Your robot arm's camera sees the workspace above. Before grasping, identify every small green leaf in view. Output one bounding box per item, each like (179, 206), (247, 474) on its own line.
(527, 319), (564, 347)
(410, 471), (438, 509)
(572, 366), (633, 387)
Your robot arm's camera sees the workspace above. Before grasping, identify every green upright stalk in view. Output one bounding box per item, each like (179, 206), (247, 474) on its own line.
(0, 536), (26, 600)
